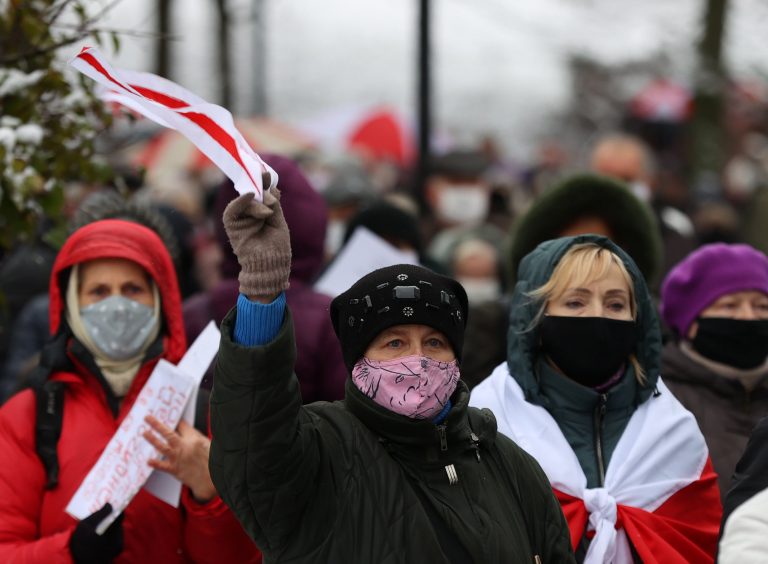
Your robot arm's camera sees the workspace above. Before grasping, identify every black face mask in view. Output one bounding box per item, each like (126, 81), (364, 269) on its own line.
(692, 318), (768, 370)
(540, 316), (638, 388)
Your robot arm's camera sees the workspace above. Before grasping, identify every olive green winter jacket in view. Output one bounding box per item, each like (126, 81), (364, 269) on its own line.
(209, 308), (575, 563)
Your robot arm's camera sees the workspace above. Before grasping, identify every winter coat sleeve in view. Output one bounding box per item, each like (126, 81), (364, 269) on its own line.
(721, 417), (768, 528)
(209, 307), (331, 558)
(0, 391), (75, 564)
(180, 488), (262, 563)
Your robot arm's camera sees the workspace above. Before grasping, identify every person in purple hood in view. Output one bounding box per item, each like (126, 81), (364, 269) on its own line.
(183, 154), (347, 401)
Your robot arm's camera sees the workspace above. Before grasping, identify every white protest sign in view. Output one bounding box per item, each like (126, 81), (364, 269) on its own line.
(143, 322), (220, 507)
(69, 46), (277, 199)
(66, 360), (195, 533)
(314, 227), (420, 298)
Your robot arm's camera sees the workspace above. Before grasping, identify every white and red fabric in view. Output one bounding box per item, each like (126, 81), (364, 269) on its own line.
(471, 363), (722, 563)
(629, 78), (692, 123)
(298, 105), (415, 165)
(70, 46), (276, 200)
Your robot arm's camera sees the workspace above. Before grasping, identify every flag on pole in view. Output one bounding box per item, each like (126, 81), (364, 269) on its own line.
(70, 46), (276, 200)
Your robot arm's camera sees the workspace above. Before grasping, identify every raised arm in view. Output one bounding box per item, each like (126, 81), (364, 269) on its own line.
(208, 187), (331, 557)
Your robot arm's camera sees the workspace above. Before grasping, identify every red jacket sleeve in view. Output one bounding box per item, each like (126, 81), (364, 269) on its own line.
(0, 391), (76, 564)
(181, 487), (262, 564)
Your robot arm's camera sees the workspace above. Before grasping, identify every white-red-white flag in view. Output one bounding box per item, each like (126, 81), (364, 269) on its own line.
(70, 46), (276, 200)
(470, 364), (722, 563)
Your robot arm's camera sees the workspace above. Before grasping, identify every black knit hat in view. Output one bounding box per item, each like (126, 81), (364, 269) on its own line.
(343, 201), (423, 257)
(330, 264), (469, 372)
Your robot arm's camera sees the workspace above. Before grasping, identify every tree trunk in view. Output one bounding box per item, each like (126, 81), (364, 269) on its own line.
(691, 0), (729, 203)
(214, 0), (232, 108)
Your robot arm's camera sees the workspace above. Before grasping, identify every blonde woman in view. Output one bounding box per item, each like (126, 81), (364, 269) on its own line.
(471, 235), (722, 563)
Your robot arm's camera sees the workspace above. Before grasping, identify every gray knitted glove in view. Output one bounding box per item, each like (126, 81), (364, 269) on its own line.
(223, 188), (291, 298)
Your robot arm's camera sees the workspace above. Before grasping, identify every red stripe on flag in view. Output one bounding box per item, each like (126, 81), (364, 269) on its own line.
(77, 51), (133, 93)
(131, 85), (188, 110)
(181, 111), (260, 192)
(77, 50), (260, 194)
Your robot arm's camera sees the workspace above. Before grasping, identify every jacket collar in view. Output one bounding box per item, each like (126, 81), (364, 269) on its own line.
(662, 341), (768, 396)
(535, 359), (639, 413)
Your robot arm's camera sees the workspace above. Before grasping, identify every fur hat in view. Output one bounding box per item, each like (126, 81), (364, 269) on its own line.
(330, 264), (468, 372)
(508, 173), (663, 286)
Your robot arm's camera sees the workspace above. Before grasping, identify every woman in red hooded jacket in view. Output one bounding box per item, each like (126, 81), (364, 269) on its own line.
(0, 219), (261, 563)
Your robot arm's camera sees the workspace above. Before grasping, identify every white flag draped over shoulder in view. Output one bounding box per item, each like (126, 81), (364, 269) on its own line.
(70, 46), (277, 200)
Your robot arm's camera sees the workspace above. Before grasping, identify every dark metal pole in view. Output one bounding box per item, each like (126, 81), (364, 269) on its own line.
(416, 0), (431, 200)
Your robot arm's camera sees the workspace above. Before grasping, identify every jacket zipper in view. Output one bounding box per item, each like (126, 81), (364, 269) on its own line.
(470, 432), (481, 462)
(437, 424), (448, 451)
(594, 393), (608, 486)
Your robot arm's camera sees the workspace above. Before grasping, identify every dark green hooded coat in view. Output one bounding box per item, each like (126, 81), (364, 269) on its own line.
(505, 234), (663, 487)
(209, 308), (575, 563)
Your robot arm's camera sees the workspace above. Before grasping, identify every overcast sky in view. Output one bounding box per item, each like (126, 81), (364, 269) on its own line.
(71, 0), (768, 159)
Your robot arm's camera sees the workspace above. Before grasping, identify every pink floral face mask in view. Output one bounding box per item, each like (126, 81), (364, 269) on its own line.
(351, 354), (460, 420)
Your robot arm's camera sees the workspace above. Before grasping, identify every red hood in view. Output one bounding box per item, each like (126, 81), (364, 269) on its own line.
(49, 219), (186, 364)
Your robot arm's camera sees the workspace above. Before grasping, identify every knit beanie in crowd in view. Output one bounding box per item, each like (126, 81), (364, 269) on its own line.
(330, 264), (469, 372)
(660, 243), (768, 337)
(343, 201), (424, 257)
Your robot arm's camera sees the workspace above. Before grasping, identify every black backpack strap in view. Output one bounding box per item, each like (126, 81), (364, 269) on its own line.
(35, 380), (65, 490)
(194, 387), (211, 435)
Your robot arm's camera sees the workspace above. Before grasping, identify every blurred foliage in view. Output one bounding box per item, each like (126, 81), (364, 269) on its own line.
(0, 0), (118, 251)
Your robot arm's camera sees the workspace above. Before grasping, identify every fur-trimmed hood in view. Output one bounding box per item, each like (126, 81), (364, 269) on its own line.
(508, 174), (663, 287)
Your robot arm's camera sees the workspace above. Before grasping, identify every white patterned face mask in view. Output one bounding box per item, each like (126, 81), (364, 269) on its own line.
(80, 295), (158, 361)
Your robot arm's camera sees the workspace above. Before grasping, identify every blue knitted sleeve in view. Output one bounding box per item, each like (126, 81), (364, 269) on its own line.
(232, 291), (287, 346)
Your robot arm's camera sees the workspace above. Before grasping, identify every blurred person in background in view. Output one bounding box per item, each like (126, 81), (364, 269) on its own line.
(320, 163), (377, 262)
(0, 219), (261, 562)
(660, 243), (768, 501)
(719, 415), (768, 545)
(450, 237), (503, 306)
(518, 139), (569, 207)
(507, 174), (663, 290)
(471, 235), (722, 562)
(422, 149), (506, 268)
(691, 201), (742, 245)
(183, 154), (347, 401)
(448, 236), (506, 389)
(589, 133), (696, 278)
(208, 183), (575, 562)
(341, 199), (423, 263)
